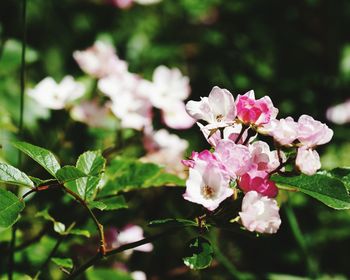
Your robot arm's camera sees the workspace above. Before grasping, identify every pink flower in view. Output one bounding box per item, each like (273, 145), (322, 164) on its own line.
(185, 86), (236, 128)
(110, 0), (133, 9)
(296, 147), (321, 175)
(183, 152), (232, 211)
(264, 117), (298, 146)
(249, 141), (281, 173)
(236, 90), (278, 126)
(73, 41), (128, 78)
(326, 100), (350, 125)
(239, 191), (281, 234)
(181, 150), (216, 169)
(70, 100), (110, 127)
(214, 139), (251, 178)
(297, 115), (333, 148)
(239, 169), (278, 198)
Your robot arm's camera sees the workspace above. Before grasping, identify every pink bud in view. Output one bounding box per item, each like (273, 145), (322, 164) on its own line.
(236, 90), (278, 126)
(239, 169), (278, 198)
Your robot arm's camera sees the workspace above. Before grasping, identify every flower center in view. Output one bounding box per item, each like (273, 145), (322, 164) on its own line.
(202, 185), (215, 199)
(216, 114), (224, 122)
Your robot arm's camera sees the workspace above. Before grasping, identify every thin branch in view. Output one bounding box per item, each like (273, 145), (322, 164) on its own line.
(235, 125), (248, 144)
(66, 227), (184, 279)
(34, 235), (65, 279)
(61, 185), (106, 256)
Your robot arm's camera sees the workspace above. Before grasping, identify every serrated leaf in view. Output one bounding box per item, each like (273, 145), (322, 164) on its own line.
(183, 237), (214, 270)
(66, 151), (106, 201)
(91, 196), (128, 211)
(55, 166), (87, 183)
(272, 173), (350, 210)
(0, 188), (25, 228)
(149, 218), (197, 228)
(77, 151), (105, 176)
(86, 268), (133, 280)
(51, 257), (73, 269)
(325, 167), (350, 191)
(11, 141), (61, 177)
(89, 201), (107, 210)
(0, 162), (34, 188)
(100, 158), (184, 195)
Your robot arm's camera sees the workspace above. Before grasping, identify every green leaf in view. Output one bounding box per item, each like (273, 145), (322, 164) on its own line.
(77, 150), (105, 176)
(272, 173), (350, 210)
(88, 201), (107, 211)
(325, 167), (350, 191)
(144, 172), (186, 188)
(149, 218), (197, 228)
(29, 177), (56, 187)
(51, 257), (73, 269)
(86, 268), (133, 280)
(183, 237), (214, 270)
(55, 166), (87, 183)
(92, 196), (128, 211)
(11, 141), (61, 177)
(0, 39), (38, 73)
(66, 151), (106, 201)
(0, 162), (34, 188)
(100, 157), (184, 195)
(0, 188), (25, 228)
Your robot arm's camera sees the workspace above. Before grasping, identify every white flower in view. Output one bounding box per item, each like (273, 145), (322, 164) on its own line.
(296, 147), (321, 176)
(73, 41), (128, 78)
(147, 65), (190, 109)
(161, 101), (195, 129)
(185, 86), (236, 129)
(27, 76), (85, 110)
(239, 191), (281, 234)
(183, 156), (232, 211)
(131, 271), (147, 280)
(99, 74), (152, 130)
(326, 100), (350, 125)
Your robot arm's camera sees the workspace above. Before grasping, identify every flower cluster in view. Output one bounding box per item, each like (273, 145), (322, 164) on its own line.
(183, 87), (333, 234)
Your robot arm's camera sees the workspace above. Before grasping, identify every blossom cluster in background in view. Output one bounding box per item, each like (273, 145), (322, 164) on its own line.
(27, 40), (194, 177)
(182, 86), (333, 234)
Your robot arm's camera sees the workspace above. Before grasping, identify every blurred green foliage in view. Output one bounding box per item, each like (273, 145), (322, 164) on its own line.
(1, 0), (350, 279)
